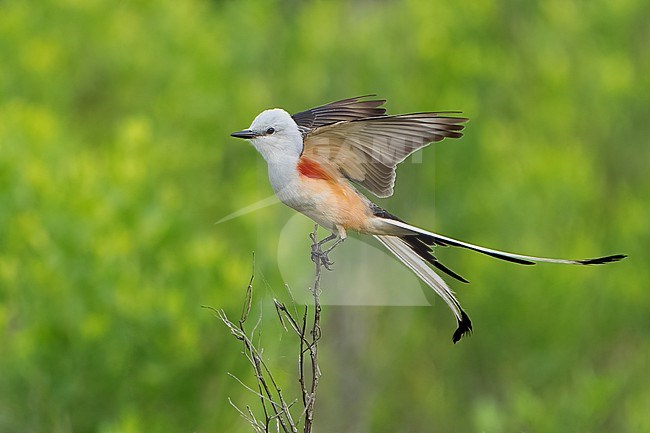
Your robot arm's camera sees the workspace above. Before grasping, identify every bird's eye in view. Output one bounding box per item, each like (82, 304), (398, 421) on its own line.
(266, 127), (275, 135)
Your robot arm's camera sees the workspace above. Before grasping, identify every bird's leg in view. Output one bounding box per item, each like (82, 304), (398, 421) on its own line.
(310, 232), (337, 270)
(309, 226), (346, 271)
(316, 232), (337, 249)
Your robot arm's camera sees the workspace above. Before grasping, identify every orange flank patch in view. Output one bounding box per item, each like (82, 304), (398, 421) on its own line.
(297, 157), (334, 181)
(297, 156), (372, 232)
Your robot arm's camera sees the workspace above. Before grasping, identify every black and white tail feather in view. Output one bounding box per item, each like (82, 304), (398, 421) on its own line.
(374, 235), (473, 343)
(374, 213), (626, 343)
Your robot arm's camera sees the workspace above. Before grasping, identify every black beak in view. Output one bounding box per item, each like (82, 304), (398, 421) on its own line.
(230, 129), (257, 139)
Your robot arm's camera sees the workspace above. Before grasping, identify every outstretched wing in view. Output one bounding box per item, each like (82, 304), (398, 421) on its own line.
(301, 112), (468, 198)
(292, 95), (387, 136)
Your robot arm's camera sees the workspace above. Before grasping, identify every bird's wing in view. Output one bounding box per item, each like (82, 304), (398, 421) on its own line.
(301, 113), (468, 198)
(292, 95), (387, 135)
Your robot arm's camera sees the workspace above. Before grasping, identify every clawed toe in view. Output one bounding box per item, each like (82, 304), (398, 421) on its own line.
(321, 254), (334, 270)
(309, 227), (345, 271)
(311, 250), (335, 270)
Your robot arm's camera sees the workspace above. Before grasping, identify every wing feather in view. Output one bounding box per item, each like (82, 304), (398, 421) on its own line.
(302, 112), (468, 197)
(292, 95), (387, 135)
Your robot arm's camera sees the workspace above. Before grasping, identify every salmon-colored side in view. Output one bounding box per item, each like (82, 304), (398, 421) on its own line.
(297, 156), (371, 232)
(297, 156), (335, 180)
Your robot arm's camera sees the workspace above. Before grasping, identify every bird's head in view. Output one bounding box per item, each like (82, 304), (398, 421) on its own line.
(231, 108), (303, 162)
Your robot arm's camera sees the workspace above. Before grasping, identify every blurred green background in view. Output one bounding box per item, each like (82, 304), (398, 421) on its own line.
(1, 0), (648, 431)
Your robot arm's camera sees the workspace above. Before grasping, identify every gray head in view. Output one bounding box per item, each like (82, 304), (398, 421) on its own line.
(231, 108), (303, 162)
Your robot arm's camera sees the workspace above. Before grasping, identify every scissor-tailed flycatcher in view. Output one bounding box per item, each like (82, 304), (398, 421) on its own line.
(231, 95), (626, 343)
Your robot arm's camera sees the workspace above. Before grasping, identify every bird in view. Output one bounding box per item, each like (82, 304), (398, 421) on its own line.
(230, 95), (626, 343)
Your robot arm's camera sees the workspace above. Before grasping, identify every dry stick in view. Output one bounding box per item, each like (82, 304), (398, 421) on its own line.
(240, 261), (273, 429)
(218, 309), (295, 433)
(303, 225), (324, 433)
(299, 307), (308, 409)
(237, 258), (278, 431)
(273, 225), (326, 431)
(211, 253), (299, 433)
(218, 225), (328, 433)
(241, 318), (297, 433)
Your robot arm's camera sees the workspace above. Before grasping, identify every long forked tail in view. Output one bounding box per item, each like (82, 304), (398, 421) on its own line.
(373, 215), (625, 343)
(374, 235), (472, 343)
(379, 218), (627, 266)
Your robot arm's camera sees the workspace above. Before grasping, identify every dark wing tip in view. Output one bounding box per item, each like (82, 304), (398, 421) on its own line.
(452, 310), (473, 344)
(292, 95), (388, 132)
(578, 254), (627, 265)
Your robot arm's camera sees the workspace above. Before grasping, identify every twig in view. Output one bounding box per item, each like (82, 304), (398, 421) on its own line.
(215, 225), (329, 433)
(302, 225), (323, 433)
(212, 304), (299, 433)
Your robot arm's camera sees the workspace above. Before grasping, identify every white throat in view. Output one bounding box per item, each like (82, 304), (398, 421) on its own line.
(242, 108), (305, 195)
(266, 152), (301, 196)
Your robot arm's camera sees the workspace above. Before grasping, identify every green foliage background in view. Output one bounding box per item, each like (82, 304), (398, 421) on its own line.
(1, 0), (648, 431)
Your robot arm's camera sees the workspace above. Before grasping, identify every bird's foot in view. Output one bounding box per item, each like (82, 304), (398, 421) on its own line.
(309, 230), (341, 271)
(311, 238), (345, 271)
(310, 249), (335, 271)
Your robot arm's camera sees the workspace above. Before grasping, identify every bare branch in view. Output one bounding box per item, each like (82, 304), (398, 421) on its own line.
(217, 224), (332, 433)
(217, 270), (297, 433)
(240, 252), (255, 324)
(302, 225), (324, 433)
(228, 398), (265, 433)
(226, 373), (285, 410)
